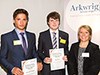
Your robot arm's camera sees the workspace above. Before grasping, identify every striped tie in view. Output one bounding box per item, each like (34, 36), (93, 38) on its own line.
(52, 32), (57, 49)
(20, 32), (27, 55)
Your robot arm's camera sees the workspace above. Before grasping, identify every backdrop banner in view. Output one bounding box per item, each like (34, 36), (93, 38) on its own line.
(64, 0), (100, 47)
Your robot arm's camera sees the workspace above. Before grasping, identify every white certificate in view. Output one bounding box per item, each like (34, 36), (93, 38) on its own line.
(49, 48), (65, 71)
(98, 71), (100, 75)
(21, 58), (37, 75)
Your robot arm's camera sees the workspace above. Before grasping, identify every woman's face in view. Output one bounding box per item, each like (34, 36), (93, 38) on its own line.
(79, 28), (90, 42)
(13, 13), (28, 31)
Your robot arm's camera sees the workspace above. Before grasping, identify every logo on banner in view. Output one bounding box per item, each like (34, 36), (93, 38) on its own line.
(65, 0), (100, 32)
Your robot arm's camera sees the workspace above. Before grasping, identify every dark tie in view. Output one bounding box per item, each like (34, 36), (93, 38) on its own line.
(20, 32), (27, 55)
(52, 32), (57, 49)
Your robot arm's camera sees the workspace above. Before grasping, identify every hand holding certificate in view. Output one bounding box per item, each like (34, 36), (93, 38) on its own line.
(49, 48), (65, 71)
(21, 58), (37, 75)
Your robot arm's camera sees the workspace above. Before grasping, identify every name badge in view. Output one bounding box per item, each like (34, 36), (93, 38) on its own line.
(60, 38), (66, 44)
(13, 40), (22, 45)
(82, 53), (89, 57)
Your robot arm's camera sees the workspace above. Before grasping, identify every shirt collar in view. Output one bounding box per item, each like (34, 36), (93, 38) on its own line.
(49, 29), (58, 34)
(15, 28), (26, 35)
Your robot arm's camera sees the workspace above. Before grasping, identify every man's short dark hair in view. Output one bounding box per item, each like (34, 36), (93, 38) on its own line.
(47, 11), (60, 25)
(13, 8), (29, 21)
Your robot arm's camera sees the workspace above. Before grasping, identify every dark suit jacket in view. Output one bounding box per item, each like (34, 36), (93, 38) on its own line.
(69, 41), (100, 75)
(0, 29), (40, 75)
(38, 29), (69, 75)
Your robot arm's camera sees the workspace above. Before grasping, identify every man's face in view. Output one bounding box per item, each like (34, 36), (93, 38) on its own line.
(13, 13), (28, 31)
(48, 18), (59, 31)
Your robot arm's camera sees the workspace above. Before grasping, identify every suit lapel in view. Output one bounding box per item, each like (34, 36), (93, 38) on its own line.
(25, 32), (30, 55)
(12, 30), (19, 40)
(47, 30), (53, 49)
(75, 43), (80, 60)
(59, 30), (66, 48)
(59, 31), (61, 48)
(12, 30), (26, 56)
(84, 42), (90, 52)
(83, 42), (91, 61)
(26, 31), (33, 54)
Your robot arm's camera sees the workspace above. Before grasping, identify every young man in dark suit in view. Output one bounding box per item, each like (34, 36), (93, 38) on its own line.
(38, 11), (69, 75)
(0, 8), (42, 75)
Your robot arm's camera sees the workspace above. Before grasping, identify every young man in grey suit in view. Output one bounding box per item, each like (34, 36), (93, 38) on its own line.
(38, 11), (69, 75)
(0, 8), (42, 75)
